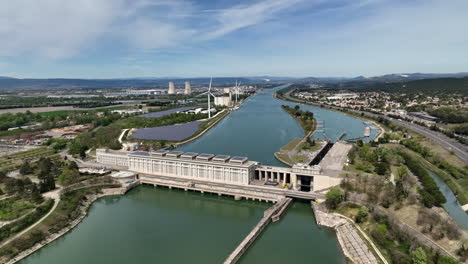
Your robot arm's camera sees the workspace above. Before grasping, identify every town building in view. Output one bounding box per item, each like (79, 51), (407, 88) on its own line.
(214, 96), (232, 107)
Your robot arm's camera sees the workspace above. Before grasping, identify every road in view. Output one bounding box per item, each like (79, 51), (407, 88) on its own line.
(282, 89), (468, 163)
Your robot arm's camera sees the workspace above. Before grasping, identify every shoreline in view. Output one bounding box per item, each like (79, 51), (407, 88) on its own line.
(5, 187), (128, 264)
(273, 104), (319, 167)
(174, 95), (254, 147)
(274, 91), (385, 140)
(126, 94), (253, 149)
(311, 202), (388, 264)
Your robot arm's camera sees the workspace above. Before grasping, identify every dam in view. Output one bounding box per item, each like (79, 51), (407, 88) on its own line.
(96, 148), (341, 199)
(18, 85), (377, 264)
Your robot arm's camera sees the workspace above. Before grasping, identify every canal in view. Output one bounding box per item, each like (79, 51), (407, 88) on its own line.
(20, 85), (377, 263)
(426, 169), (468, 230)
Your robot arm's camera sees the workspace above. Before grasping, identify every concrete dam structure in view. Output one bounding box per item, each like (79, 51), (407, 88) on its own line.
(96, 149), (341, 198)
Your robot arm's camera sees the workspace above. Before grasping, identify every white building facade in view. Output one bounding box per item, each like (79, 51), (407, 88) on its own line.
(95, 149), (338, 191)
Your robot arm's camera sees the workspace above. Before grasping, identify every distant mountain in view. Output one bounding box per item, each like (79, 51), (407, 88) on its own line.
(345, 76), (468, 95)
(0, 77), (261, 90)
(0, 76), (17, 80)
(351, 76), (367, 80)
(367, 72), (468, 82)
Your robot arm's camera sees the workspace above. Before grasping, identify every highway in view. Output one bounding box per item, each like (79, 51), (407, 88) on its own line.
(281, 89), (468, 164)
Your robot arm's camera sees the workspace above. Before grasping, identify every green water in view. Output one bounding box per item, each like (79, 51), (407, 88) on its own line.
(20, 186), (270, 264)
(20, 85), (364, 263)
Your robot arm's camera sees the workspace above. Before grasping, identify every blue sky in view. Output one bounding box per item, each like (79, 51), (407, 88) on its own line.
(0, 0), (467, 78)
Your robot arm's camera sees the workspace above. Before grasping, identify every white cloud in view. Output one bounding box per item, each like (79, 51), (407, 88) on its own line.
(203, 0), (305, 40)
(0, 0), (195, 59)
(0, 0), (308, 60)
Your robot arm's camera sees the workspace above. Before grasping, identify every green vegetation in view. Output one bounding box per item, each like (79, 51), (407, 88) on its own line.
(0, 198), (35, 221)
(325, 187), (344, 209)
(348, 143), (398, 176)
(0, 186), (110, 259)
(427, 107), (468, 124)
(399, 151), (446, 207)
(0, 108), (125, 133)
(113, 112), (206, 129)
(0, 199), (54, 244)
(337, 203), (462, 264)
(69, 112), (208, 156)
(336, 77), (468, 95)
(281, 105), (316, 134)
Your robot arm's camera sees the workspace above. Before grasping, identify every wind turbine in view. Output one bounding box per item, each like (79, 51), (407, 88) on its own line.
(198, 77), (216, 118)
(234, 80), (241, 104)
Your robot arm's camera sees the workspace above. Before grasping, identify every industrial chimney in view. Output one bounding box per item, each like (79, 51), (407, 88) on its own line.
(184, 81), (192, 95)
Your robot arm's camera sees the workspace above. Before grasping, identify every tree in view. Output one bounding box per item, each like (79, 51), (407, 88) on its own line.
(30, 184), (44, 204)
(294, 105), (300, 111)
(375, 162), (388, 176)
(397, 166), (408, 179)
(357, 139), (364, 147)
(0, 170), (6, 182)
(325, 187), (344, 209)
(36, 157), (53, 180)
(67, 161), (79, 170)
(19, 161), (33, 175)
(410, 247), (427, 264)
(355, 206), (369, 223)
(58, 168), (80, 186)
(15, 179), (25, 195)
(395, 180), (408, 201)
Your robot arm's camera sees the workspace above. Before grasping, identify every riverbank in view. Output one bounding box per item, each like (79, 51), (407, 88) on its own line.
(3, 185), (131, 264)
(173, 109), (230, 147)
(276, 89), (468, 208)
(175, 95), (255, 147)
(312, 202), (387, 264)
(275, 90), (385, 140)
(274, 105), (319, 166)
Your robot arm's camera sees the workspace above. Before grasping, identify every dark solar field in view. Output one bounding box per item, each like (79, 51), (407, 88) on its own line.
(139, 107), (196, 118)
(132, 121), (202, 141)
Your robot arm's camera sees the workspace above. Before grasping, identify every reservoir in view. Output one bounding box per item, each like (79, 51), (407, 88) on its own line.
(20, 85), (376, 263)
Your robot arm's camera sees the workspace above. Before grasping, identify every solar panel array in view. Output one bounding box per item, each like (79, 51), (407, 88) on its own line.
(132, 121), (202, 141)
(139, 107), (196, 118)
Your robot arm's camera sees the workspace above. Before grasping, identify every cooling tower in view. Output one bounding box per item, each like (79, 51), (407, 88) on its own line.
(184, 81), (192, 95)
(168, 81), (176, 94)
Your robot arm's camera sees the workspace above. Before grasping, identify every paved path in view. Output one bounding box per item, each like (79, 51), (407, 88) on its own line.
(0, 189), (61, 248)
(336, 222), (379, 264)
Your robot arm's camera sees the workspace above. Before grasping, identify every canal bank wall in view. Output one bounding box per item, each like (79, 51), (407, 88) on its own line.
(173, 94), (255, 148)
(312, 202), (387, 264)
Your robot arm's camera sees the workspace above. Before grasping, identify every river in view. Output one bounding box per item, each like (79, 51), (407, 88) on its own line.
(20, 85), (380, 264)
